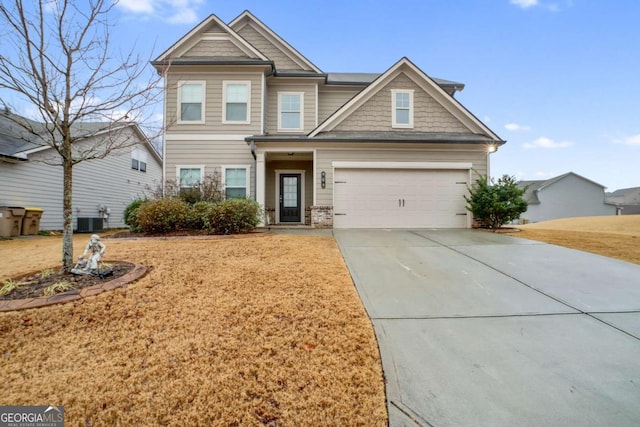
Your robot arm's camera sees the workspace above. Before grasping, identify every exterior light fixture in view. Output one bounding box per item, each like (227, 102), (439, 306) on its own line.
(487, 145), (497, 153)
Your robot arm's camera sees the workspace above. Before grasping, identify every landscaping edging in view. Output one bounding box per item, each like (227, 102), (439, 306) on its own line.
(0, 263), (148, 312)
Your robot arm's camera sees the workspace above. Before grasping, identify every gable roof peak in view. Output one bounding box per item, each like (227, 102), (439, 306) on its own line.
(153, 12), (267, 65)
(228, 10), (322, 73)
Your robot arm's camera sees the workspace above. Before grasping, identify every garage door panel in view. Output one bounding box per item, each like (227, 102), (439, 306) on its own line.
(334, 168), (469, 228)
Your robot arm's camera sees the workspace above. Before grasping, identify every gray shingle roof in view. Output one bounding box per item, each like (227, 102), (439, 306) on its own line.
(0, 111), (131, 160)
(247, 131), (496, 144)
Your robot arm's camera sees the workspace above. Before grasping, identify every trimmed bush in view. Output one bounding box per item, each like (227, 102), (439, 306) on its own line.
(136, 198), (191, 233)
(187, 201), (214, 229)
(123, 199), (146, 232)
(204, 198), (262, 234)
(465, 175), (528, 230)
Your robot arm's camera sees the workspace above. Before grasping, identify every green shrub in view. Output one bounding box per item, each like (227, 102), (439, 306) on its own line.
(124, 199), (146, 232)
(465, 175), (528, 230)
(205, 198), (262, 234)
(187, 201), (214, 229)
(136, 198), (190, 233)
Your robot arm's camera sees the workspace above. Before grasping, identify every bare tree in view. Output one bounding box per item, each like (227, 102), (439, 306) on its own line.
(0, 0), (163, 272)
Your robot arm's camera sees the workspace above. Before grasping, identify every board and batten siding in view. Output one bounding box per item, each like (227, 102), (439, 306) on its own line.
(266, 82), (317, 134)
(314, 145), (487, 206)
(317, 87), (362, 125)
(0, 128), (161, 230)
(165, 71), (263, 135)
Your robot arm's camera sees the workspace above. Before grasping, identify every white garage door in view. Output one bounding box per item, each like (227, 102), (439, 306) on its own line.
(333, 168), (470, 228)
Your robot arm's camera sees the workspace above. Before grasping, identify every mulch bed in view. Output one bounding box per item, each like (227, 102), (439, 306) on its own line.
(0, 262), (134, 300)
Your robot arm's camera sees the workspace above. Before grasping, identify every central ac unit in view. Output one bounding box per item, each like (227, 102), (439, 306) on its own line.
(77, 217), (104, 233)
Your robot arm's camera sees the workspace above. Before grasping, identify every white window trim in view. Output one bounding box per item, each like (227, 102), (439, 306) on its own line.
(177, 80), (206, 124)
(275, 169), (306, 225)
(222, 80), (251, 124)
(391, 89), (414, 129)
(222, 164), (252, 198)
(176, 165), (205, 188)
(277, 92), (304, 132)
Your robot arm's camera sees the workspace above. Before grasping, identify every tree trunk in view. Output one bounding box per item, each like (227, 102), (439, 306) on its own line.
(62, 156), (74, 273)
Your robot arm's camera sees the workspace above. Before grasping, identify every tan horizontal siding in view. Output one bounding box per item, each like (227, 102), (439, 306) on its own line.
(164, 138), (255, 199)
(266, 83), (317, 134)
(165, 72), (263, 134)
(314, 145), (487, 206)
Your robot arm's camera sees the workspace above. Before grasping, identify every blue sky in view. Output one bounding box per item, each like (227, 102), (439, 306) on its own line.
(9, 0), (640, 191)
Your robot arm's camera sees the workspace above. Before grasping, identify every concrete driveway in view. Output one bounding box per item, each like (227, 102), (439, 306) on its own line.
(334, 229), (640, 427)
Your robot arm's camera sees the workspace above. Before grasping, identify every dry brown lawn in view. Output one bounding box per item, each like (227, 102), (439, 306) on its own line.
(0, 233), (387, 426)
(506, 215), (640, 265)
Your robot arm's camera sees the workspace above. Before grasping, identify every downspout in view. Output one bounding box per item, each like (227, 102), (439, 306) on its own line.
(250, 139), (256, 201)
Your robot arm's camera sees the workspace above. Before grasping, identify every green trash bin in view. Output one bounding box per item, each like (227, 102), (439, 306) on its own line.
(22, 207), (44, 235)
(0, 207), (26, 237)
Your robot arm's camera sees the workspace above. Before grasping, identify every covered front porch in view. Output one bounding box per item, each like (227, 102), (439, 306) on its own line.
(255, 148), (329, 226)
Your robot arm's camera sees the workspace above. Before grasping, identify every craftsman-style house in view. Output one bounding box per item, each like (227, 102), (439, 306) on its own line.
(152, 10), (503, 228)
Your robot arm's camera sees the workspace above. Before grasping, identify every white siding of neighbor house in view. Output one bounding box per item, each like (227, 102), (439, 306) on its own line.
(0, 127), (162, 230)
(523, 175), (616, 222)
(314, 144), (488, 206)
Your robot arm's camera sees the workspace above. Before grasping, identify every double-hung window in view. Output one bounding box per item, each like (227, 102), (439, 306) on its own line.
(392, 89), (414, 128)
(222, 166), (251, 199)
(177, 166), (204, 190)
(131, 148), (147, 172)
(223, 81), (250, 123)
(178, 81), (205, 123)
(278, 92), (303, 131)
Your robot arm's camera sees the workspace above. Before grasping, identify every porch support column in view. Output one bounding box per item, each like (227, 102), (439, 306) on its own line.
(256, 151), (266, 226)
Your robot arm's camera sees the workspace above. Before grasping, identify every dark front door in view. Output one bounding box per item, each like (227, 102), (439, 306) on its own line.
(279, 174), (301, 222)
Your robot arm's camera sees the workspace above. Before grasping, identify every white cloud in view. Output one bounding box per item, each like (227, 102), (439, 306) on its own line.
(510, 0), (538, 8)
(116, 0), (203, 24)
(483, 116), (491, 123)
(117, 0), (154, 13)
(523, 137), (574, 149)
(613, 133), (640, 146)
(505, 123), (531, 131)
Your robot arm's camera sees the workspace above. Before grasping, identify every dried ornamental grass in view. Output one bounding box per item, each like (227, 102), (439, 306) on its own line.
(0, 235), (387, 426)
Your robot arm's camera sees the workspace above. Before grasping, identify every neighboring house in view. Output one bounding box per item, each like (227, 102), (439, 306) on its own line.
(518, 172), (617, 223)
(152, 10), (504, 228)
(0, 110), (162, 231)
(606, 187), (640, 215)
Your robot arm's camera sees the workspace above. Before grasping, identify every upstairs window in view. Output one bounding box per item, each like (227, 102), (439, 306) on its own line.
(392, 89), (414, 128)
(278, 92), (303, 131)
(223, 81), (250, 123)
(131, 148), (147, 173)
(178, 81), (205, 123)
